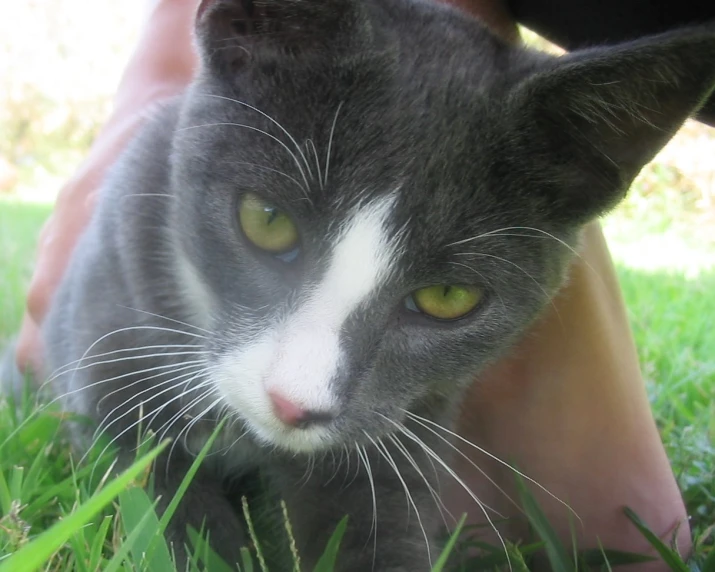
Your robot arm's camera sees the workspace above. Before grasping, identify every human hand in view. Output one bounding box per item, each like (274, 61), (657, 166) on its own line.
(15, 0), (198, 374)
(16, 115), (146, 374)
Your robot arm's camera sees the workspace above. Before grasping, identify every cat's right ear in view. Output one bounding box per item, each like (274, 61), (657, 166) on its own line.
(505, 25), (715, 225)
(194, 0), (364, 74)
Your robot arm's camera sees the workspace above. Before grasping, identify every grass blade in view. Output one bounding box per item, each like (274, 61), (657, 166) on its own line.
(0, 440), (167, 572)
(119, 486), (174, 570)
(186, 526), (236, 572)
(313, 516), (349, 572)
(432, 513), (467, 572)
(103, 500), (164, 572)
(88, 515), (113, 570)
(156, 419), (226, 537)
(623, 507), (689, 571)
(515, 473), (575, 572)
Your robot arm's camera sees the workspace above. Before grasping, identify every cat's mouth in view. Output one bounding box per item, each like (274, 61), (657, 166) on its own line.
(239, 407), (337, 453)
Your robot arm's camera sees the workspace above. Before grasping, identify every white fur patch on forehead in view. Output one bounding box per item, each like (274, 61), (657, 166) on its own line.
(316, 192), (402, 321)
(263, 192), (403, 408)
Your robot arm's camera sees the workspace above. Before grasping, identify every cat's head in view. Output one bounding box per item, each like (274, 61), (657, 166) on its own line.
(168, 0), (715, 452)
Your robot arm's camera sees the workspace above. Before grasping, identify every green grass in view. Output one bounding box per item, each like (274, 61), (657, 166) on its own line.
(0, 200), (51, 346)
(0, 197), (713, 570)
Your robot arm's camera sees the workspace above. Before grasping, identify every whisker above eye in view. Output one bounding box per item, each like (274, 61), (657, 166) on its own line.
(460, 251), (554, 303)
(230, 161), (307, 193)
(305, 138), (323, 191)
(197, 93), (315, 185)
(323, 101), (344, 189)
(178, 121), (312, 200)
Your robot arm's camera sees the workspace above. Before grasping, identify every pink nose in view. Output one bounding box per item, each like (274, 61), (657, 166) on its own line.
(269, 391), (306, 427)
(268, 391), (335, 429)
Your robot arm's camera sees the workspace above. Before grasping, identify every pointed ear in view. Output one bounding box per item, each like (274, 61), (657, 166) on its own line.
(508, 26), (715, 224)
(194, 0), (364, 74)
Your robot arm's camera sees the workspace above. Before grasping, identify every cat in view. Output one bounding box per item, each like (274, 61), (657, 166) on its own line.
(34, 0), (715, 569)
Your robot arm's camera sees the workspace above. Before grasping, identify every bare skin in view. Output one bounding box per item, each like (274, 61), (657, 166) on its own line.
(16, 0), (690, 567)
(450, 224), (690, 567)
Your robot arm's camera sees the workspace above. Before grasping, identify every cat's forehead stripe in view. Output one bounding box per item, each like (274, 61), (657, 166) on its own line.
(312, 192), (401, 320)
(260, 193), (403, 412)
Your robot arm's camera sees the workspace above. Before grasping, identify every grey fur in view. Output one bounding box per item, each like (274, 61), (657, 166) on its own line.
(38, 0), (715, 569)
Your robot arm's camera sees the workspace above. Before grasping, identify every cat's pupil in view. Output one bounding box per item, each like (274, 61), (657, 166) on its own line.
(265, 208), (278, 225)
(442, 285), (452, 298)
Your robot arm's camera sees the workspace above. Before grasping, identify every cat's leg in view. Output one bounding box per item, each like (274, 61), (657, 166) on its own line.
(270, 442), (443, 572)
(447, 222), (690, 567)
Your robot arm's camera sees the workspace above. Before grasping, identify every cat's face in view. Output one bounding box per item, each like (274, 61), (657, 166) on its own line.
(166, 0), (715, 452)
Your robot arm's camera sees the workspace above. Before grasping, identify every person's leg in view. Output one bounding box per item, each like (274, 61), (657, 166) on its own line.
(446, 222), (690, 565)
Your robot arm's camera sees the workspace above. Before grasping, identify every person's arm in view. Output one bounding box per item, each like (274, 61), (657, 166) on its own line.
(16, 0), (199, 373)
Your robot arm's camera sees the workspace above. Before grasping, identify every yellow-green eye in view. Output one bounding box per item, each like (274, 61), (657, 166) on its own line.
(408, 284), (482, 320)
(239, 193), (299, 255)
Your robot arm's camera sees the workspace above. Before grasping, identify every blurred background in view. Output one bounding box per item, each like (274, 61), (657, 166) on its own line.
(0, 0), (713, 546)
(1, 2), (714, 270)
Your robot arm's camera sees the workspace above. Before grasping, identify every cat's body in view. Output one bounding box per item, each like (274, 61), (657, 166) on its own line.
(40, 0), (715, 569)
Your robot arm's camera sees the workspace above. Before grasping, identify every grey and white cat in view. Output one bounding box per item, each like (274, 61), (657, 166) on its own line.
(38, 0), (715, 569)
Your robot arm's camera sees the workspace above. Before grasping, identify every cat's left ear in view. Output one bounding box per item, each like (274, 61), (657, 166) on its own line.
(194, 0), (366, 75)
(507, 26), (715, 224)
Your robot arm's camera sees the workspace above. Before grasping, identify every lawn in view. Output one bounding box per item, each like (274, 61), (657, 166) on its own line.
(0, 195), (713, 571)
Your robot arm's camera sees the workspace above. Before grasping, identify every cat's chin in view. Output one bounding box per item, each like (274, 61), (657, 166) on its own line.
(241, 414), (336, 454)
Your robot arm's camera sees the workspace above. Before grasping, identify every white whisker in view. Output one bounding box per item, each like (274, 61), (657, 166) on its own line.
(355, 443), (378, 570)
(387, 434), (454, 530)
(178, 122), (312, 197)
(172, 393), (225, 462)
(45, 360), (206, 421)
(404, 413), (521, 513)
(198, 93), (317, 190)
(93, 366), (206, 439)
(404, 411), (581, 525)
(379, 416), (512, 572)
(305, 139), (323, 190)
(323, 101), (343, 189)
(44, 343), (205, 382)
(86, 375), (212, 464)
(116, 305), (212, 334)
(366, 432), (433, 567)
